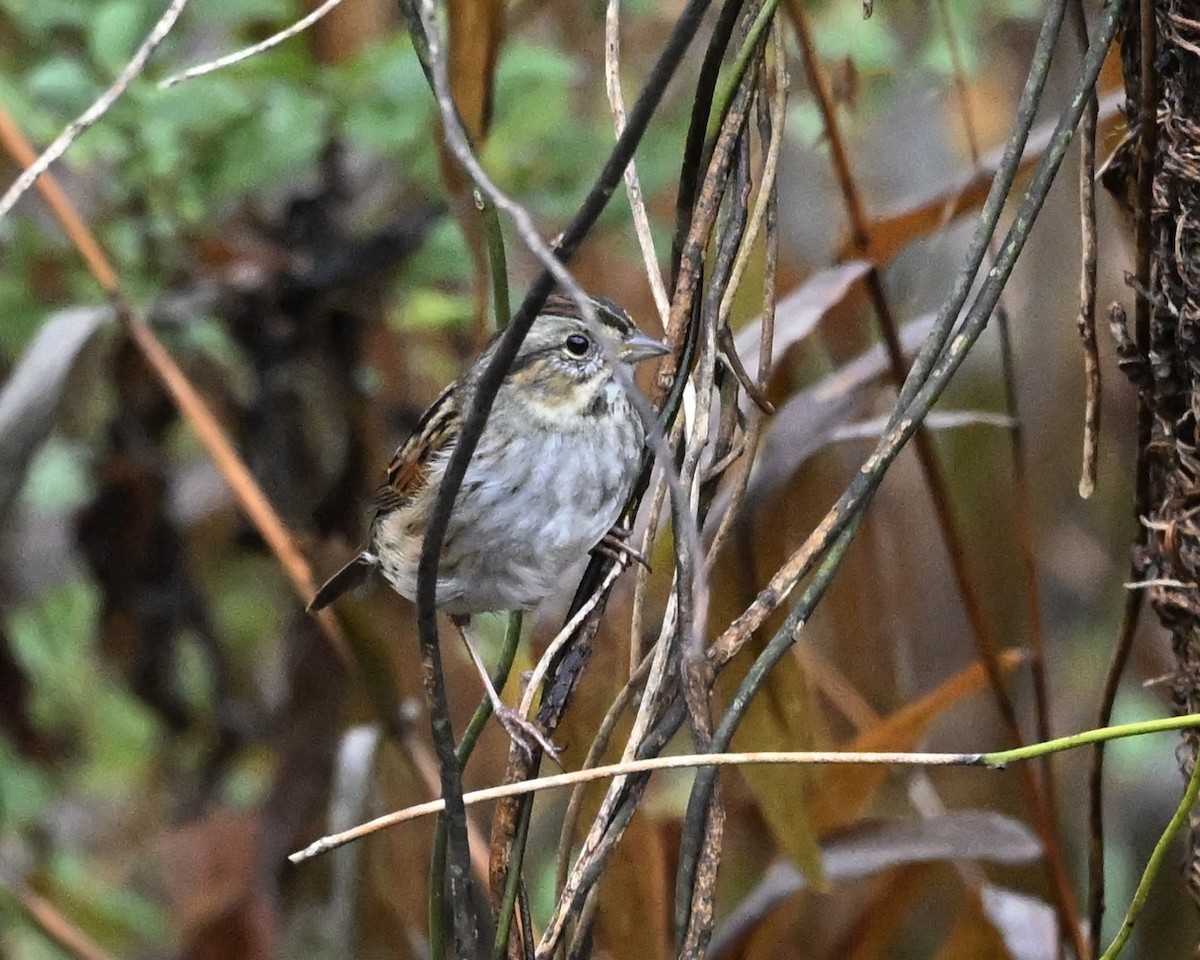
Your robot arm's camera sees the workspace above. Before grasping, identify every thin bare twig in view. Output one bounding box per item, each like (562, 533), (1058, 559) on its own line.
(547, 50), (764, 955)
(685, 2), (1123, 951)
(785, 0), (1024, 770)
(605, 0), (671, 321)
(553, 651), (653, 899)
(558, 13), (784, 951)
(628, 419), (682, 673)
(0, 0), (191, 222)
(298, 703), (1200, 864)
(783, 16), (1053, 838)
(669, 0), (746, 289)
(1077, 39), (1102, 502)
(517, 563), (625, 719)
(676, 90), (752, 960)
(706, 26), (785, 571)
(159, 0), (347, 88)
(1087, 584), (1144, 956)
(777, 27), (1082, 951)
(676, 63), (756, 661)
(0, 110), (116, 290)
(1089, 0), (1160, 951)
(292, 747), (992, 861)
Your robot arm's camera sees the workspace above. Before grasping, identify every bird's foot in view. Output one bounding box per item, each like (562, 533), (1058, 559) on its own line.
(592, 525), (650, 571)
(494, 705), (562, 766)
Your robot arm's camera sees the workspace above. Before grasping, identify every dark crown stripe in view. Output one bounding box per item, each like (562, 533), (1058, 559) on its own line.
(541, 292), (635, 336)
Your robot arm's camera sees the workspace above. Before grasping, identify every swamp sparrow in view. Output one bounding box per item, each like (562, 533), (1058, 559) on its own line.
(309, 294), (668, 752)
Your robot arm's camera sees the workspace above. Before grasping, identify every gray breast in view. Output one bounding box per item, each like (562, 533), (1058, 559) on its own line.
(434, 386), (644, 612)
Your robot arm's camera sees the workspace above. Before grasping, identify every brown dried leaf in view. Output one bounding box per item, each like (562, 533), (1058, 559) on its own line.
(154, 810), (265, 945)
(831, 863), (936, 960)
(721, 878), (810, 960)
(438, 0), (505, 335)
(933, 890), (1014, 960)
(715, 315), (934, 530)
(448, 0), (504, 145)
(732, 260), (872, 379)
(824, 811), (1040, 878)
(808, 649), (1024, 834)
(729, 651), (825, 890)
(312, 0), (397, 64)
(435, 0), (504, 187)
(594, 813), (673, 960)
(707, 812), (1040, 959)
(846, 92), (1124, 266)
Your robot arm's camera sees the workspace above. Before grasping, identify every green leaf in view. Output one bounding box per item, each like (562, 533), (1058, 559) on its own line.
(190, 0), (296, 30)
(209, 83), (328, 198)
(146, 76), (254, 134)
(21, 440), (92, 513)
(7, 580), (101, 734)
(396, 218), (473, 291)
(813, 1), (900, 69)
(89, 1), (148, 75)
(45, 852), (169, 947)
(0, 739), (55, 826)
(395, 289), (475, 332)
(4, 0), (93, 36)
(24, 56), (99, 115)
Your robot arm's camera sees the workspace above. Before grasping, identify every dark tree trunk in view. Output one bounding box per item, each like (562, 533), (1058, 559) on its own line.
(1124, 0), (1200, 908)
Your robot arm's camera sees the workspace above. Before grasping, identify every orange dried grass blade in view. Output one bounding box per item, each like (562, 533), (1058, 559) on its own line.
(0, 879), (120, 960)
(808, 650), (1024, 835)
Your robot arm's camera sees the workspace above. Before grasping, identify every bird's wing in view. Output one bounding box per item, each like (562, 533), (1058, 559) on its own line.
(374, 381), (460, 514)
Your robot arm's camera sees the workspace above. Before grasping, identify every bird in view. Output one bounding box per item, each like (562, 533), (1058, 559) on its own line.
(309, 292), (670, 755)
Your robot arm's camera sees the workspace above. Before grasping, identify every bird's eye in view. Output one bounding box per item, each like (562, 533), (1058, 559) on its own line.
(565, 333), (591, 357)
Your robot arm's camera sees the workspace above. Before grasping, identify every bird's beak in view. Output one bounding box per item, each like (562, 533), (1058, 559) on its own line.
(621, 331), (671, 363)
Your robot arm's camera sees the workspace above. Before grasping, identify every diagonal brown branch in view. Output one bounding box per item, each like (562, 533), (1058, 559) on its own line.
(0, 102), (348, 658)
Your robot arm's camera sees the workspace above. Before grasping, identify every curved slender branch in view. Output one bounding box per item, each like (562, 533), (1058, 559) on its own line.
(158, 0), (346, 88)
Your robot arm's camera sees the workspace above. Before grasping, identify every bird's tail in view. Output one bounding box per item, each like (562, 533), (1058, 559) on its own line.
(308, 552), (374, 612)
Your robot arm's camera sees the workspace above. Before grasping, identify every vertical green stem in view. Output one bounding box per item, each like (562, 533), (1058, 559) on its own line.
(1097, 752), (1200, 959)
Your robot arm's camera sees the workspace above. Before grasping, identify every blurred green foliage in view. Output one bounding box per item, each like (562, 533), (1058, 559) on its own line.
(0, 0), (1039, 361)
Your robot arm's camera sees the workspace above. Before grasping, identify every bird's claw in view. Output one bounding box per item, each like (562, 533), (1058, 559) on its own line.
(495, 706), (562, 766)
(592, 527), (651, 571)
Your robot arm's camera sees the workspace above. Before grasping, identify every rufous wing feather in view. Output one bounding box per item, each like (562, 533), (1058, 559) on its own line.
(378, 382), (460, 512)
(308, 376), (462, 611)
